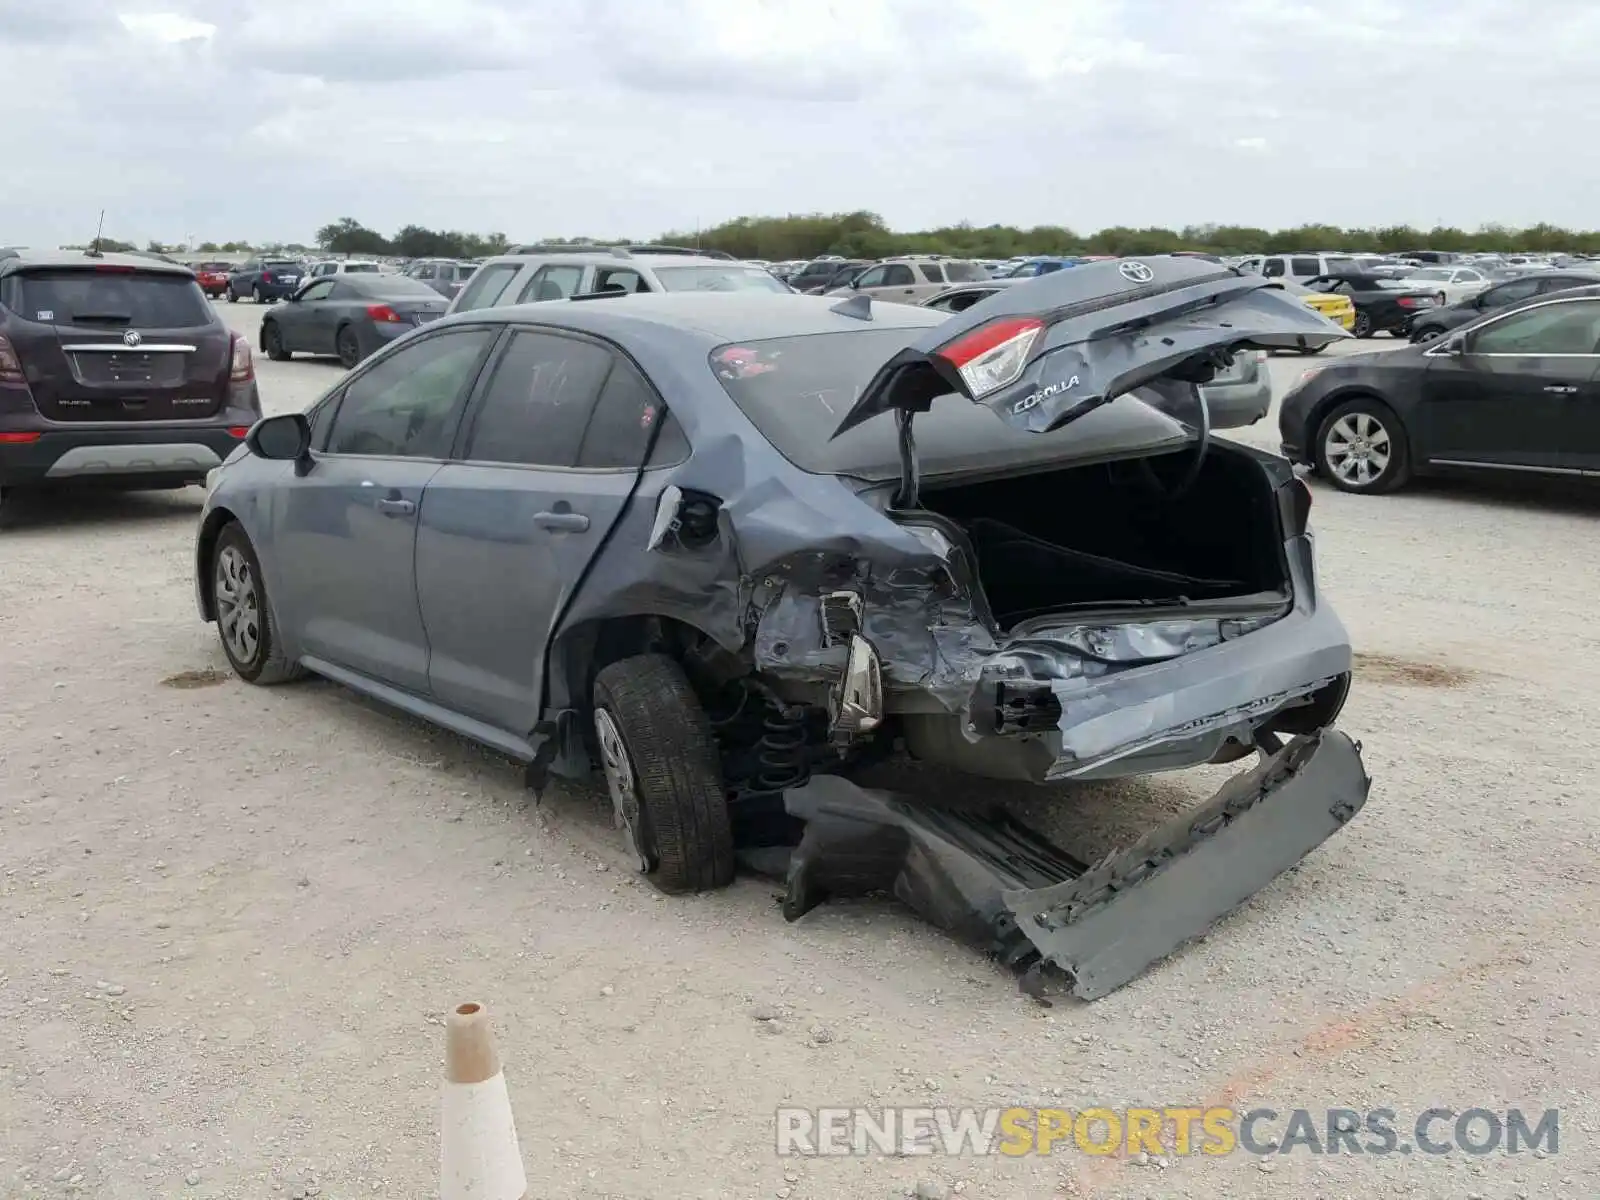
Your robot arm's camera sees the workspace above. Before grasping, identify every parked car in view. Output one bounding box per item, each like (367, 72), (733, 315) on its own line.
(1406, 270), (1600, 342)
(193, 258), (1364, 999)
(261, 273), (451, 368)
(785, 258), (856, 292)
(192, 261), (233, 298)
(1279, 286), (1600, 494)
(1263, 279), (1356, 349)
(1393, 265), (1490, 306)
(0, 249), (261, 515)
(920, 278), (1274, 427)
(450, 248), (789, 315)
(506, 242), (736, 262)
(1302, 273), (1439, 338)
(794, 260), (870, 295)
(402, 258), (479, 300)
(303, 260), (384, 283)
(823, 257), (989, 304)
(1002, 257), (1080, 278)
(1237, 253), (1362, 282)
(227, 258), (305, 303)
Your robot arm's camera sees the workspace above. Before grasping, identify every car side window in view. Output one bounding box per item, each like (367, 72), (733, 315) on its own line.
(415, 263), (436, 279)
(1470, 301), (1600, 356)
(518, 264), (583, 303)
(1260, 257), (1286, 278)
(323, 329), (495, 459)
(593, 267), (647, 294)
(453, 263), (520, 312)
(1290, 257), (1320, 276)
(576, 359), (683, 469)
(854, 266), (888, 288)
(945, 290), (994, 313)
(882, 264), (915, 286)
(298, 280), (336, 302)
(918, 263), (945, 283)
(1488, 279), (1540, 306)
(460, 331), (614, 467)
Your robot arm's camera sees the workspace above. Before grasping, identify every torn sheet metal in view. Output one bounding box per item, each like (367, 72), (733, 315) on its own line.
(780, 729), (1370, 1000)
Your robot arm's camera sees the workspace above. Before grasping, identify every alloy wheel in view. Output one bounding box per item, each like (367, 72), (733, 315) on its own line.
(214, 544), (262, 666)
(593, 707), (650, 873)
(1323, 411), (1392, 489)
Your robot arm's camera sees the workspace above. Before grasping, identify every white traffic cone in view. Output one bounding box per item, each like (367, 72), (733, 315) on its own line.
(441, 1002), (528, 1200)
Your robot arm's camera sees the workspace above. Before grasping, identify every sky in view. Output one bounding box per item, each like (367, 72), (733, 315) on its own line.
(3, 0), (1598, 248)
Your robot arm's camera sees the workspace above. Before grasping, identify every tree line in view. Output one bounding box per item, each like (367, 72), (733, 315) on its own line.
(70, 212), (1600, 260)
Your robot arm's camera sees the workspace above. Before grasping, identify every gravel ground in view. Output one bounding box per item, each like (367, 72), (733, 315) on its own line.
(2, 306), (1597, 1199)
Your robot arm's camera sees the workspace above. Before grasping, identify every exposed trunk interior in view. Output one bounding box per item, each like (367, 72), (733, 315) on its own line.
(918, 445), (1288, 629)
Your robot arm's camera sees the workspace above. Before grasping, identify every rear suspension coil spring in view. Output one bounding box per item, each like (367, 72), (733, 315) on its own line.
(755, 704), (809, 793)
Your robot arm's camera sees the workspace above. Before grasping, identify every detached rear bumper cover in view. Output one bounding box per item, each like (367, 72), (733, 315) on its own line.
(781, 728), (1369, 1000)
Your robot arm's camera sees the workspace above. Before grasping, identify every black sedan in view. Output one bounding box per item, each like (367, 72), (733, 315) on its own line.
(1406, 270), (1600, 343)
(1278, 285), (1600, 494)
(1303, 273), (1438, 339)
(261, 274), (450, 368)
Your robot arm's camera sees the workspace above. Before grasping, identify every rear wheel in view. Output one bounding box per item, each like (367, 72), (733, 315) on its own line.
(335, 325), (362, 369)
(262, 320), (291, 361)
(1313, 397), (1411, 494)
(591, 654), (734, 894)
(227, 288), (238, 304)
(212, 522), (304, 685)
(1353, 311), (1372, 338)
(1297, 343), (1327, 356)
(252, 284), (265, 304)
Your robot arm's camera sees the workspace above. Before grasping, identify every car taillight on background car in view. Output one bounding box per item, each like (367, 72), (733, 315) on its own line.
(229, 333), (254, 383)
(1396, 296), (1433, 308)
(366, 304), (403, 323)
(0, 335), (28, 388)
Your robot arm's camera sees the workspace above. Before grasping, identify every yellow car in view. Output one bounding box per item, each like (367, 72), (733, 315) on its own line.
(1265, 279), (1354, 354)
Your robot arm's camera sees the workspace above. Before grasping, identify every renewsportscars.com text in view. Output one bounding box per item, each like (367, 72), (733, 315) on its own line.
(775, 1106), (1560, 1158)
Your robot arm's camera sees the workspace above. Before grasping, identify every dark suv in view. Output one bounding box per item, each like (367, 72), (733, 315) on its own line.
(226, 258), (304, 303)
(0, 250), (262, 511)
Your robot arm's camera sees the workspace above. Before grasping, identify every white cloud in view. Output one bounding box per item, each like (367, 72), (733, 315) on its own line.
(2, 0), (1598, 247)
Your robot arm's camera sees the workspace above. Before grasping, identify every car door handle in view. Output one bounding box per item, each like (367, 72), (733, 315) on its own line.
(375, 497), (416, 516)
(1543, 385), (1580, 394)
(533, 510), (590, 532)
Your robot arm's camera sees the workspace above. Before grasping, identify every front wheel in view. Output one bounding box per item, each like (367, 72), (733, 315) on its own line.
(262, 320), (291, 361)
(1313, 397), (1411, 495)
(1297, 343), (1328, 356)
(591, 654), (734, 894)
(1411, 326), (1444, 344)
(212, 522), (304, 685)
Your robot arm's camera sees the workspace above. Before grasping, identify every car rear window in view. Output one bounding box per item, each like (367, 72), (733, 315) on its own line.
(352, 276), (439, 299)
(651, 265), (789, 293)
(941, 261), (990, 283)
(343, 263), (381, 273)
(11, 269), (212, 329)
(263, 260), (300, 270)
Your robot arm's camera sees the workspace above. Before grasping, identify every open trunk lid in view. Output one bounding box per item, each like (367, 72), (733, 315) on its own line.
(11, 266), (229, 421)
(831, 257), (1349, 442)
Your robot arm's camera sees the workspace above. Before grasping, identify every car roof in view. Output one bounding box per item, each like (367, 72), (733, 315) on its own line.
(477, 251), (734, 270)
(0, 248), (195, 278)
(449, 291), (949, 346)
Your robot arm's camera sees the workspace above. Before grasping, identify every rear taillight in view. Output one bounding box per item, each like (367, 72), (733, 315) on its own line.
(226, 426), (251, 438)
(0, 431), (41, 444)
(229, 333), (254, 383)
(93, 264), (136, 274)
(261, 272), (274, 283)
(933, 316), (1045, 399)
(366, 304), (403, 323)
(0, 335), (26, 387)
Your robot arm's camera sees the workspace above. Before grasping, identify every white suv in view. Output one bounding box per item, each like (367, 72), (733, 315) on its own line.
(448, 246), (788, 314)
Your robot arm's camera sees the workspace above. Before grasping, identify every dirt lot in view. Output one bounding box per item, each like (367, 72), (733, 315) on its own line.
(3, 304), (1598, 1199)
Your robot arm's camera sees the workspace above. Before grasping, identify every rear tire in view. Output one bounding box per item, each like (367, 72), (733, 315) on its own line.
(1297, 343), (1328, 356)
(227, 289), (238, 304)
(335, 325), (362, 369)
(1353, 312), (1372, 338)
(211, 522), (304, 685)
(262, 320), (291, 361)
(252, 284), (265, 304)
(1313, 396), (1411, 495)
(591, 654), (734, 894)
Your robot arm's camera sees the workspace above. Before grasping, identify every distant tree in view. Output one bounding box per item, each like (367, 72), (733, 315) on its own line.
(316, 217), (390, 256)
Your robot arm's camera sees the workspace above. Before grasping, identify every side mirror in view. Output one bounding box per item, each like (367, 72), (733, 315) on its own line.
(1444, 334), (1467, 356)
(246, 412), (311, 463)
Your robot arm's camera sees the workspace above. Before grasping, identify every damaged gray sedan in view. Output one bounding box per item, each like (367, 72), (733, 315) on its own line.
(196, 255), (1371, 1000)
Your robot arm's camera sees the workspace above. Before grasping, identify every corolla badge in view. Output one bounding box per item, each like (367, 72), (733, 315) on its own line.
(122, 330), (142, 347)
(1118, 261), (1155, 284)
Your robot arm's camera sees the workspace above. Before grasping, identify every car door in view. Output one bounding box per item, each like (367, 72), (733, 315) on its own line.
(860, 262), (918, 302)
(1417, 297), (1600, 472)
(271, 327), (499, 693)
(413, 329), (666, 733)
(275, 278), (336, 352)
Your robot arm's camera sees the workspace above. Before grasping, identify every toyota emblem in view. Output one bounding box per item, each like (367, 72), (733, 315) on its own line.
(122, 330), (142, 348)
(1119, 261), (1155, 284)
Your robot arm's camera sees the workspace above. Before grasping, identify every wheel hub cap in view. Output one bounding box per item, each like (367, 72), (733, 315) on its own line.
(1325, 412), (1392, 486)
(593, 708), (649, 873)
(214, 545), (261, 664)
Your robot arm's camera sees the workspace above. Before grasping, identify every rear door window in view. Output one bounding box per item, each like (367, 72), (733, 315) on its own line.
(941, 261), (990, 283)
(881, 264), (915, 286)
(918, 263), (946, 284)
(13, 269), (212, 328)
(575, 358), (684, 468)
(453, 262), (521, 312)
(593, 267), (646, 294)
(1290, 257), (1320, 276)
(460, 331), (615, 467)
(518, 265), (583, 303)
(1260, 257), (1286, 278)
